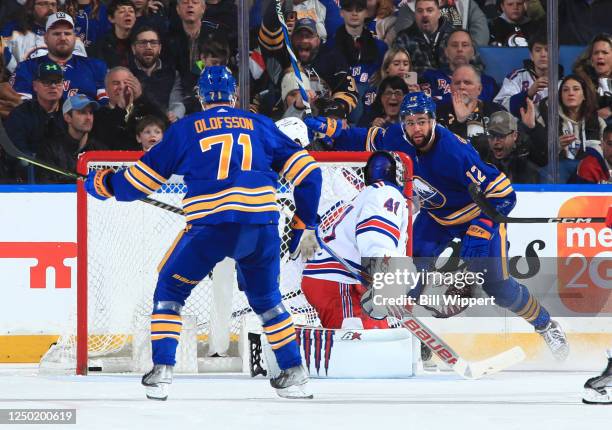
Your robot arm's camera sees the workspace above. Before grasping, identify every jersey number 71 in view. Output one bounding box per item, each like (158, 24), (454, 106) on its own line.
(199, 133), (253, 179)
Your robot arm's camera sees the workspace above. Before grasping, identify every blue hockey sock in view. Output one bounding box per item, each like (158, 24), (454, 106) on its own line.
(510, 284), (550, 330)
(151, 310), (182, 366)
(491, 280), (550, 330)
(262, 312), (302, 370)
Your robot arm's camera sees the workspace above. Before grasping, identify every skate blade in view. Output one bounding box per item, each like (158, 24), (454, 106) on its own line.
(145, 384), (169, 401)
(275, 384), (313, 400)
(582, 388), (612, 405)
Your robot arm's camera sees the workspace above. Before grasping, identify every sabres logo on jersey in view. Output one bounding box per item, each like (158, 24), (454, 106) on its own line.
(413, 176), (446, 209)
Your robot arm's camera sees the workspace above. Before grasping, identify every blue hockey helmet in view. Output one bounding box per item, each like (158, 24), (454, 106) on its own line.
(198, 65), (237, 104)
(364, 151), (406, 187)
(400, 91), (436, 120)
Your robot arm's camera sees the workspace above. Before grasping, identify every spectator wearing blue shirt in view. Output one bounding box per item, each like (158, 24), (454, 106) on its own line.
(13, 12), (108, 103)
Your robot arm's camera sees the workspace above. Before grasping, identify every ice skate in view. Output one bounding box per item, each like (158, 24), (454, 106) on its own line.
(270, 365), (313, 399)
(583, 352), (612, 405)
(536, 320), (569, 361)
(142, 364), (173, 401)
(421, 342), (437, 371)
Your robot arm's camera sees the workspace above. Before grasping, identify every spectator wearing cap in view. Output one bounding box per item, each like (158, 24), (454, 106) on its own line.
(12, 12), (108, 104)
(421, 29), (498, 104)
(258, 4), (359, 119)
(275, 69), (314, 120)
(90, 0), (137, 68)
(393, 0), (455, 74)
(128, 26), (184, 122)
(38, 93), (106, 183)
(326, 0), (388, 123)
(489, 0), (543, 47)
(4, 60), (67, 182)
(1, 0), (87, 73)
(484, 109), (543, 183)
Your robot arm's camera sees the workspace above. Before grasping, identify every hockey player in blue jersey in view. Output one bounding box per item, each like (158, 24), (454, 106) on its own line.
(84, 66), (322, 400)
(304, 92), (569, 361)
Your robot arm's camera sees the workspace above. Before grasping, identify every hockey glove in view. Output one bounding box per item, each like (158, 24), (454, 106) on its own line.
(85, 169), (115, 201)
(288, 215), (319, 261)
(359, 288), (388, 320)
(460, 218), (495, 259)
(303, 116), (346, 140)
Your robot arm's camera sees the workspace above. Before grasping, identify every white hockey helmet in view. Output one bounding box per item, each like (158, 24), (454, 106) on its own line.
(275, 117), (310, 148)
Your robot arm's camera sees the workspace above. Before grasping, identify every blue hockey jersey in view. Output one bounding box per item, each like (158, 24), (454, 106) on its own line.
(333, 123), (515, 234)
(13, 54), (108, 103)
(109, 106), (322, 226)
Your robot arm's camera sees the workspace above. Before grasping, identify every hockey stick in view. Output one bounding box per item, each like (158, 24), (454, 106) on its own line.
(275, 0), (311, 115)
(314, 230), (526, 379)
(468, 183), (612, 226)
(0, 122), (184, 215)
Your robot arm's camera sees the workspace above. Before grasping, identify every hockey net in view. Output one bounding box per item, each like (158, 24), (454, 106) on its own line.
(40, 151), (412, 374)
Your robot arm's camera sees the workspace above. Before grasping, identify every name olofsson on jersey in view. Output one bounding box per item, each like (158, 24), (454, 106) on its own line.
(194, 117), (255, 133)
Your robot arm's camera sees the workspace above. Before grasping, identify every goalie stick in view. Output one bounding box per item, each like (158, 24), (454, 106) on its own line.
(468, 183), (612, 227)
(0, 122), (184, 216)
(314, 229), (526, 379)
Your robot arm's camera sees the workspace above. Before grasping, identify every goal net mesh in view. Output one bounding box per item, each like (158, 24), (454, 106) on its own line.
(40, 152), (394, 373)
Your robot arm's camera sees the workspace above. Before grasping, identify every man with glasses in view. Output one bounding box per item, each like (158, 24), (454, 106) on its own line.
(129, 26), (184, 122)
(4, 60), (67, 182)
(1, 0), (87, 73)
(13, 12), (108, 104)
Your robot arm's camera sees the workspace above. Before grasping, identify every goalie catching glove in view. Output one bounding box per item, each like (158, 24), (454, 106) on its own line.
(288, 215), (319, 261)
(85, 169), (115, 200)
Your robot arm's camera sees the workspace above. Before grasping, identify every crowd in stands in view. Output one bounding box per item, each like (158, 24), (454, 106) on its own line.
(0, 0), (611, 184)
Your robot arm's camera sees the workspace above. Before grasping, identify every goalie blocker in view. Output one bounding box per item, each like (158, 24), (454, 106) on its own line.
(250, 326), (418, 379)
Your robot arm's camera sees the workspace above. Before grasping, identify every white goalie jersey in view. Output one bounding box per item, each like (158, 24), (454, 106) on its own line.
(303, 181), (410, 284)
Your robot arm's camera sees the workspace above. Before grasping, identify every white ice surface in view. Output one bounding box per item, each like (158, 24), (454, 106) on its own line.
(0, 366), (610, 430)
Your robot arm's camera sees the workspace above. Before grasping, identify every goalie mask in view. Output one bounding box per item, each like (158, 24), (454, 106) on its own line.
(364, 151), (405, 188)
(275, 117), (310, 148)
(198, 65), (237, 105)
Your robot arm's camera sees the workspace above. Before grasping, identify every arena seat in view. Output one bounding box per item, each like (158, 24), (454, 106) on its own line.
(477, 46), (586, 85)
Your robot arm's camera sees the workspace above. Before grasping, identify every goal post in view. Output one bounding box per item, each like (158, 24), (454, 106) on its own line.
(42, 151), (412, 375)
